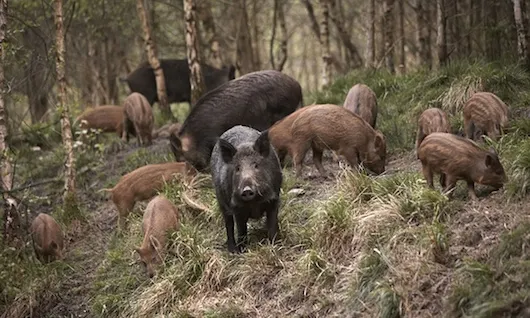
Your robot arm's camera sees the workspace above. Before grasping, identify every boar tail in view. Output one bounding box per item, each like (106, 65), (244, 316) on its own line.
(97, 188), (114, 194)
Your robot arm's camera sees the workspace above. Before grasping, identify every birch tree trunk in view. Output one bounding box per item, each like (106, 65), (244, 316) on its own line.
(366, 0), (375, 68)
(383, 0), (395, 73)
(54, 0), (77, 207)
(513, 0), (530, 68)
(197, 1), (223, 68)
(329, 0), (363, 68)
(184, 0), (206, 105)
(236, 0), (256, 75)
(436, 0), (448, 68)
(319, 0), (331, 88)
(0, 0), (20, 244)
(136, 0), (172, 119)
(270, 0), (288, 71)
(398, 0), (406, 73)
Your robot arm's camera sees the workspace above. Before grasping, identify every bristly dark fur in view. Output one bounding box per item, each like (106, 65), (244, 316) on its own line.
(125, 59), (235, 105)
(174, 70), (303, 171)
(210, 125), (283, 253)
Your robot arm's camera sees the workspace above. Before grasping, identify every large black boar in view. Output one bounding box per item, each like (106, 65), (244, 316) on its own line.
(211, 125), (283, 253)
(171, 70), (303, 171)
(124, 59), (236, 105)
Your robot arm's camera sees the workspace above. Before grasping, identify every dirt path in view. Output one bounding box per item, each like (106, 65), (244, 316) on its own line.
(45, 202), (116, 318)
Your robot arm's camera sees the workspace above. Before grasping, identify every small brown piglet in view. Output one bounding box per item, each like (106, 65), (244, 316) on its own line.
(75, 105), (125, 137)
(135, 195), (179, 278)
(30, 213), (64, 263)
(343, 83), (378, 128)
(463, 92), (509, 141)
(122, 92), (154, 146)
(104, 161), (197, 229)
(269, 104), (386, 177)
(417, 132), (506, 200)
(416, 108), (451, 153)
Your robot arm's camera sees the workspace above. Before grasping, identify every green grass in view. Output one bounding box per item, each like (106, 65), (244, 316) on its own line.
(7, 60), (530, 317)
(310, 60), (530, 152)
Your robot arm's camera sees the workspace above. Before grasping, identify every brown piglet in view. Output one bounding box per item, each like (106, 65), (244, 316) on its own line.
(75, 105), (126, 137)
(103, 161), (197, 229)
(463, 92), (509, 141)
(122, 92), (154, 146)
(417, 132), (506, 200)
(135, 195), (179, 278)
(30, 213), (64, 263)
(416, 108), (451, 153)
(269, 104), (386, 177)
(343, 83), (378, 128)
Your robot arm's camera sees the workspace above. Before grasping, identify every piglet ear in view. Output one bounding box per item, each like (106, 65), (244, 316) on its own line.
(254, 130), (270, 157)
(485, 153), (495, 168)
(219, 138), (237, 164)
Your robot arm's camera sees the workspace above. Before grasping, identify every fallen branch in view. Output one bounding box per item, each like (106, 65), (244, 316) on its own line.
(0, 178), (61, 194)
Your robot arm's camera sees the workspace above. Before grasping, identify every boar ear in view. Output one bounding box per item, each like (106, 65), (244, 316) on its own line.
(219, 138), (237, 164)
(374, 133), (384, 149)
(50, 241), (58, 250)
(488, 147), (498, 155)
(485, 154), (496, 168)
(254, 130), (270, 157)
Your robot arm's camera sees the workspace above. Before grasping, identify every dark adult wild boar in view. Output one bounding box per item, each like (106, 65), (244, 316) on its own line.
(463, 92), (509, 141)
(269, 104), (386, 178)
(122, 93), (154, 146)
(75, 105), (129, 137)
(30, 213), (64, 263)
(124, 59), (236, 105)
(211, 126), (282, 253)
(343, 83), (378, 128)
(171, 70), (303, 171)
(417, 132), (506, 200)
(103, 161), (197, 229)
(416, 108), (451, 152)
(135, 195), (179, 278)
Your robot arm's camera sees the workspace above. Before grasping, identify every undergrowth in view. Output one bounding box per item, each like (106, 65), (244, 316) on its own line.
(6, 60), (530, 317)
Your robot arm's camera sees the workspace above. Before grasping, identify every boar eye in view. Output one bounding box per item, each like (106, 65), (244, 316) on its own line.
(253, 162), (258, 169)
(235, 165), (240, 172)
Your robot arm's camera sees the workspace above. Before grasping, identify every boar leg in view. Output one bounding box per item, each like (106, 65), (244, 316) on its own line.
(467, 181), (478, 200)
(422, 164), (434, 188)
(442, 175), (457, 198)
(465, 120), (475, 140)
(235, 213), (249, 250)
(292, 143), (310, 178)
(311, 145), (328, 177)
(222, 213), (239, 253)
(134, 123), (142, 146)
(266, 201), (280, 244)
(439, 174), (447, 188)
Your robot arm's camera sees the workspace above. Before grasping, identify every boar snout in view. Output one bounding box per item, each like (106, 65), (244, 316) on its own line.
(240, 185), (256, 201)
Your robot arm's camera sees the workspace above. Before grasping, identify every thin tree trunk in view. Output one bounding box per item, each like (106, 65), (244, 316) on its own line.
(251, 1), (261, 69)
(54, 0), (77, 206)
(184, 0), (206, 105)
(384, 0), (396, 73)
(197, 0), (223, 68)
(270, 0), (288, 71)
(0, 0), (20, 244)
(236, 0), (256, 75)
(513, 0), (530, 68)
(319, 0), (331, 88)
(436, 0), (448, 68)
(366, 0), (375, 68)
(329, 0), (363, 68)
(398, 0), (406, 73)
(415, 0), (430, 68)
(136, 0), (171, 119)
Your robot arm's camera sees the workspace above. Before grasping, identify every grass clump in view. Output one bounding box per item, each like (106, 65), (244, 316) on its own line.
(449, 223), (530, 317)
(311, 60), (530, 152)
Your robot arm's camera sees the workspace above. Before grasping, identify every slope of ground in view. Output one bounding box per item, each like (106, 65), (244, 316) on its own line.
(2, 60), (530, 318)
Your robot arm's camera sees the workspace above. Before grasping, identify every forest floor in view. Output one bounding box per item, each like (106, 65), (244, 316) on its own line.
(3, 60), (530, 317)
